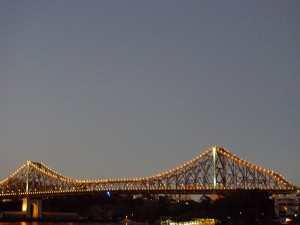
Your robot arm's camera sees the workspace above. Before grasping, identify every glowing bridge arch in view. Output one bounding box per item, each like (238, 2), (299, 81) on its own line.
(0, 146), (295, 198)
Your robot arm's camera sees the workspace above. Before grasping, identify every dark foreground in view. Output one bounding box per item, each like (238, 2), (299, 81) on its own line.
(1, 190), (298, 225)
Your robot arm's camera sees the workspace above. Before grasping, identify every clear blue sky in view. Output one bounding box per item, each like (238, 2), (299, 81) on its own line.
(1, 1), (299, 186)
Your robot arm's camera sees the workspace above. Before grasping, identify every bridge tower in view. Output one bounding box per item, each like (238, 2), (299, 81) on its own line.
(22, 161), (43, 219)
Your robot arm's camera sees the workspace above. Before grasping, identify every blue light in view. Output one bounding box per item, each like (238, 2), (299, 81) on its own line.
(106, 191), (111, 197)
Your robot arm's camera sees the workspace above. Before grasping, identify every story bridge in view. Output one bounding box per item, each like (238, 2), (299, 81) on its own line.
(0, 146), (297, 219)
(1, 146), (295, 197)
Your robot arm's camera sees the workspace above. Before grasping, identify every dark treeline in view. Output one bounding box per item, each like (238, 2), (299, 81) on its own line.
(0, 190), (281, 225)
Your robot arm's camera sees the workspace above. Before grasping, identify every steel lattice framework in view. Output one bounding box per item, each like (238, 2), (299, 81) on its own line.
(0, 146), (295, 198)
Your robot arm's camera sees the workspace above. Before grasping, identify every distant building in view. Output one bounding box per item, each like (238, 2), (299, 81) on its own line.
(166, 194), (192, 201)
(274, 194), (300, 219)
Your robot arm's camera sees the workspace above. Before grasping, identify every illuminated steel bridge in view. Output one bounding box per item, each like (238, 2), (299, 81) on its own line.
(0, 146), (296, 198)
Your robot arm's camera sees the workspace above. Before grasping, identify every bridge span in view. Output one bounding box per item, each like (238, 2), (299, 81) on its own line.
(0, 146), (295, 197)
(0, 146), (297, 218)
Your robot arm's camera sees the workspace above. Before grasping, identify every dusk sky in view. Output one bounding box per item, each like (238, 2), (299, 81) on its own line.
(1, 1), (299, 186)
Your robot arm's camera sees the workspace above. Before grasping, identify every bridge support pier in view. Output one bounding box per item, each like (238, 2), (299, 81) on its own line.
(22, 197), (42, 219)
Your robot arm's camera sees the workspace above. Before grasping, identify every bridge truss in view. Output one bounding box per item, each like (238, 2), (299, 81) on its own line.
(0, 146), (295, 198)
